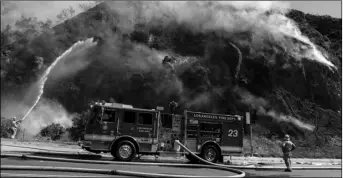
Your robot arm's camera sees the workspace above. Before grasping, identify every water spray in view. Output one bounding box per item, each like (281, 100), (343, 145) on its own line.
(280, 20), (336, 70)
(20, 38), (97, 122)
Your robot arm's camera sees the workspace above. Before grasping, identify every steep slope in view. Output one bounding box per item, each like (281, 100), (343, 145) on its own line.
(1, 2), (341, 157)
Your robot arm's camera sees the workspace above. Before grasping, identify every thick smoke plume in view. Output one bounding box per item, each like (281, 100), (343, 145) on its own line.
(1, 98), (73, 137)
(95, 33), (164, 74)
(20, 98), (74, 137)
(1, 38), (97, 138)
(1, 1), (93, 29)
(105, 1), (335, 69)
(21, 38), (97, 122)
(234, 87), (315, 131)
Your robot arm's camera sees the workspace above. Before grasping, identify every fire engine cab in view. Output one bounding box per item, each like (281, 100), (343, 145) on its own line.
(81, 102), (244, 163)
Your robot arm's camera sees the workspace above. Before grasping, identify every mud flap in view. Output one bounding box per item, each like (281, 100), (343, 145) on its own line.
(219, 155), (224, 163)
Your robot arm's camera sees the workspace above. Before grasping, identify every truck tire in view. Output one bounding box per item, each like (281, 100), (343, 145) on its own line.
(112, 140), (137, 162)
(201, 145), (219, 163)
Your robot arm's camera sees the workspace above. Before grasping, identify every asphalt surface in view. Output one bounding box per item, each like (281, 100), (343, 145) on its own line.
(1, 156), (341, 178)
(1, 157), (236, 177)
(244, 169), (342, 178)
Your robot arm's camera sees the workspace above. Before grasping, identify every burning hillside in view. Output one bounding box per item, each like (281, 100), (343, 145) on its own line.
(1, 2), (341, 156)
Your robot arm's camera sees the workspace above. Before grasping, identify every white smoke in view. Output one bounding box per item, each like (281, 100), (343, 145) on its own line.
(258, 107), (315, 131)
(1, 1), (95, 29)
(20, 98), (74, 137)
(105, 1), (335, 69)
(1, 38), (98, 139)
(183, 92), (212, 109)
(1, 97), (73, 137)
(21, 38), (97, 122)
(48, 38), (98, 81)
(234, 87), (315, 131)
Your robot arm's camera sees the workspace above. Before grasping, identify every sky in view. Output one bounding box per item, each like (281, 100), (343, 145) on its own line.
(290, 1), (341, 18)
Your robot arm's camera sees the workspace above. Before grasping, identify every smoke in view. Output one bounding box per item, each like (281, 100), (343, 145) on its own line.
(104, 1), (335, 69)
(1, 1), (94, 29)
(20, 98), (74, 137)
(258, 107), (315, 131)
(1, 97), (73, 137)
(48, 38), (98, 82)
(105, 1), (289, 34)
(95, 33), (165, 74)
(234, 87), (269, 108)
(93, 32), (195, 95)
(1, 38), (97, 139)
(234, 87), (315, 131)
(182, 92), (212, 109)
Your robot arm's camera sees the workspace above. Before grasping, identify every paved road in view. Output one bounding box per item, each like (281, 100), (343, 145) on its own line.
(1, 157), (341, 178)
(1, 157), (236, 177)
(244, 169), (342, 178)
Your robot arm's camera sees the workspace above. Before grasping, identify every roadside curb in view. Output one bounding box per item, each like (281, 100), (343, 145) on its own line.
(226, 156), (342, 166)
(1, 144), (79, 153)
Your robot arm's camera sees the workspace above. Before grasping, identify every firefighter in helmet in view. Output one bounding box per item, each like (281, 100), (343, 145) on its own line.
(281, 134), (296, 172)
(169, 101), (178, 114)
(11, 117), (22, 139)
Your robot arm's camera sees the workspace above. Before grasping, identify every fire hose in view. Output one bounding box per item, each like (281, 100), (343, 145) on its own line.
(1, 141), (246, 178)
(1, 164), (243, 178)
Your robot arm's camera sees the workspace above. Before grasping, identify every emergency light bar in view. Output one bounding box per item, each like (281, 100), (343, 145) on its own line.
(96, 102), (134, 109)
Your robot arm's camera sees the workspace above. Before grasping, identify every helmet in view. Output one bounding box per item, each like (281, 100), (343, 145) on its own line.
(13, 117), (16, 120)
(284, 134), (290, 140)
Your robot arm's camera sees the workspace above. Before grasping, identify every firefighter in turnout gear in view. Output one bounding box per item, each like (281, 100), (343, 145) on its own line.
(281, 134), (296, 172)
(11, 117), (21, 139)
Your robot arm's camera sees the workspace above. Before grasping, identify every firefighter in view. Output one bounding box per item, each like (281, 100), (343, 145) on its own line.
(11, 117), (21, 139)
(169, 101), (178, 114)
(281, 134), (296, 172)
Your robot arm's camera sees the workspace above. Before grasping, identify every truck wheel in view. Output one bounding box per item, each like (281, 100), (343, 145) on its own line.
(113, 140), (137, 162)
(201, 145), (219, 163)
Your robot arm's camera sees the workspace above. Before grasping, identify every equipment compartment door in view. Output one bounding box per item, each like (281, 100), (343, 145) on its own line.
(221, 122), (243, 153)
(118, 110), (157, 152)
(118, 110), (138, 136)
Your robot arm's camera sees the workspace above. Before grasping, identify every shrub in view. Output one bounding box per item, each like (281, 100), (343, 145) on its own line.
(1, 117), (12, 138)
(40, 123), (65, 141)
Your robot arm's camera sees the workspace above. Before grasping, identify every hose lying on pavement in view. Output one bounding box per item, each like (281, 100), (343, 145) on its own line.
(2, 152), (339, 171)
(174, 140), (341, 170)
(1, 154), (246, 178)
(1, 172), (113, 178)
(2, 165), (244, 178)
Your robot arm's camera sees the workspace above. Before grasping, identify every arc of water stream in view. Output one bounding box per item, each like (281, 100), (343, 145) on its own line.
(20, 38), (96, 122)
(228, 42), (242, 84)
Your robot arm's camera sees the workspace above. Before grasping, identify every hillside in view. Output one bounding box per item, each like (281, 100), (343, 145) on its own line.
(1, 2), (341, 158)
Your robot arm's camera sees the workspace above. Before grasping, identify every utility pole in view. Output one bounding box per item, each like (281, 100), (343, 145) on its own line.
(246, 111), (253, 157)
(250, 122), (253, 157)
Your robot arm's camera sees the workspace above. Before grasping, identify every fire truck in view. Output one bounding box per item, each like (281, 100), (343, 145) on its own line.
(81, 102), (244, 163)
